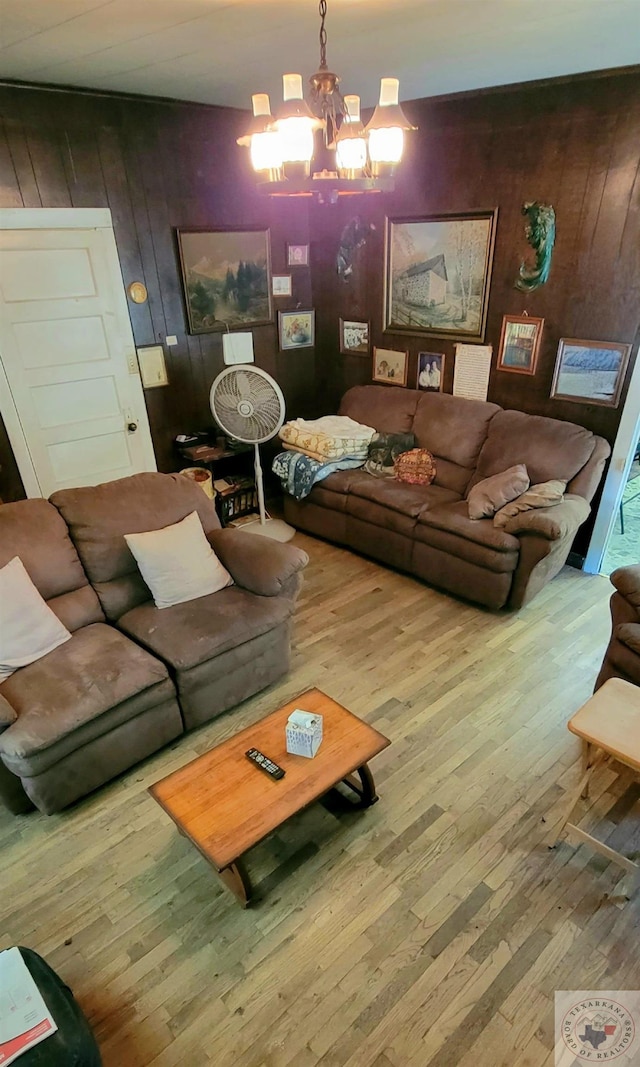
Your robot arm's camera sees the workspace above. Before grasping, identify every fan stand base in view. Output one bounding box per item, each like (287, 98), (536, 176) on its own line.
(237, 517), (296, 543)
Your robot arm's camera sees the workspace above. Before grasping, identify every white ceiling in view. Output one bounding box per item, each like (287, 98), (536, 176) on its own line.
(0, 0), (639, 111)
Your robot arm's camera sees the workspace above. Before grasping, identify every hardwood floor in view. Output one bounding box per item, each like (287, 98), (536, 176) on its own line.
(1, 536), (638, 1067)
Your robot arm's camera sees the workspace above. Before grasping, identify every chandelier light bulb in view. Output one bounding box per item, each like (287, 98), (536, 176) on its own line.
(366, 77), (415, 176)
(247, 94), (284, 175)
(336, 95), (368, 178)
(283, 74), (304, 102)
(276, 73), (317, 174)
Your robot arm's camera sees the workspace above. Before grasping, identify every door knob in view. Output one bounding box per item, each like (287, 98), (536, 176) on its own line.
(127, 421), (138, 433)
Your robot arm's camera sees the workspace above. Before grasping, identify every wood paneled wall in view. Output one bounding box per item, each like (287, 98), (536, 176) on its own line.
(0, 83), (314, 499)
(310, 68), (640, 440)
(1, 70), (638, 556)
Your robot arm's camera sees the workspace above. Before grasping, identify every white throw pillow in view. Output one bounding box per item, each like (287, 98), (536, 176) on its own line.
(124, 510), (233, 610)
(0, 556), (72, 683)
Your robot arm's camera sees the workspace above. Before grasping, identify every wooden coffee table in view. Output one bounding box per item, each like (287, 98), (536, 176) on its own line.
(149, 688), (390, 906)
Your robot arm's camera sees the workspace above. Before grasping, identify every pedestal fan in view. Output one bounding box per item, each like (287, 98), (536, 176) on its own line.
(209, 366), (295, 542)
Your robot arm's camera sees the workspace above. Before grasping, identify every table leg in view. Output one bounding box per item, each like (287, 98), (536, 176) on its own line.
(341, 763), (379, 808)
(218, 859), (252, 907)
(581, 740), (592, 798)
(545, 747), (607, 848)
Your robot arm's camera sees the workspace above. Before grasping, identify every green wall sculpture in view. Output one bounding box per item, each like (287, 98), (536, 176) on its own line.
(515, 202), (556, 292)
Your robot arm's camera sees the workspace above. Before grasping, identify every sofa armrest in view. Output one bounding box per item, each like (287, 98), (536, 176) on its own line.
(610, 565), (640, 611)
(616, 622), (640, 655)
(502, 494), (589, 541)
(0, 693), (17, 732)
(207, 529), (309, 596)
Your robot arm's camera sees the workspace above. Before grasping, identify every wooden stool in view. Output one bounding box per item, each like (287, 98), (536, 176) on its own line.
(547, 677), (640, 898)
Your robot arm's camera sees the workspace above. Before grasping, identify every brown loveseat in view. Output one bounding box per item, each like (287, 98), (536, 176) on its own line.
(595, 564), (640, 690)
(0, 473), (308, 815)
(284, 386), (609, 610)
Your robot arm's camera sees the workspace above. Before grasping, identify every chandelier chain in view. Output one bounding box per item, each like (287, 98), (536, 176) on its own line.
(318, 0), (328, 70)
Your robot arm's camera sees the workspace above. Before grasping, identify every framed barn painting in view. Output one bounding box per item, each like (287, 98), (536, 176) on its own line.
(550, 338), (631, 407)
(177, 228), (272, 334)
(384, 211), (498, 342)
(497, 314), (544, 375)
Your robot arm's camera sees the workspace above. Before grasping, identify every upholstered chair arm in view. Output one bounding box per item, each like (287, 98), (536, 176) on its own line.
(0, 693), (17, 733)
(502, 495), (589, 541)
(207, 529), (309, 596)
(610, 565), (640, 612)
(616, 622), (640, 655)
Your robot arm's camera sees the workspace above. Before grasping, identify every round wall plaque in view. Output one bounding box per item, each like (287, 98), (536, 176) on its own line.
(127, 281), (148, 304)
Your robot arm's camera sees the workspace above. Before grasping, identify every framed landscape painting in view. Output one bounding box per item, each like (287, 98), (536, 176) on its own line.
(384, 210), (498, 342)
(373, 347), (408, 387)
(551, 338), (631, 407)
(177, 228), (272, 334)
(497, 314), (544, 375)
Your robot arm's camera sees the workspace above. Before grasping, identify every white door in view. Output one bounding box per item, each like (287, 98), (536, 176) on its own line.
(0, 207), (156, 497)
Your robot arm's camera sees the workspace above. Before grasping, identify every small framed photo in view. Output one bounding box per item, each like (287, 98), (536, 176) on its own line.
(279, 309), (315, 350)
(373, 347), (408, 387)
(340, 319), (369, 356)
(417, 352), (445, 391)
(272, 274), (292, 297)
(497, 314), (544, 375)
(551, 338), (632, 407)
(286, 243), (309, 267)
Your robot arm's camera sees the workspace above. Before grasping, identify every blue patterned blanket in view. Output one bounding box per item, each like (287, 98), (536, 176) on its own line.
(273, 451), (364, 500)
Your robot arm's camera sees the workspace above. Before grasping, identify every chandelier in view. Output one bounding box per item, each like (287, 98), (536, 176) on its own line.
(237, 0), (415, 203)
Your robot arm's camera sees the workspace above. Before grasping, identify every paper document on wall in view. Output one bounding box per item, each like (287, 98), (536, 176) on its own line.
(0, 947), (58, 1065)
(453, 344), (492, 401)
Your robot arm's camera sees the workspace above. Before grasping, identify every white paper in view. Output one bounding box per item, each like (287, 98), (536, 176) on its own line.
(0, 947), (58, 1064)
(223, 332), (255, 365)
(453, 343), (492, 401)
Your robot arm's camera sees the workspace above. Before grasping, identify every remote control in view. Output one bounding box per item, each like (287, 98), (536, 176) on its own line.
(245, 748), (285, 780)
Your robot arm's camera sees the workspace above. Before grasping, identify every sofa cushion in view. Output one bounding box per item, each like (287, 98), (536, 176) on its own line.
(418, 501), (520, 553)
(467, 464), (530, 519)
(125, 511), (232, 609)
(0, 623), (170, 763)
(470, 409), (596, 489)
(412, 392), (501, 494)
(350, 475), (459, 518)
(0, 498), (103, 632)
(493, 479), (566, 528)
(118, 586), (295, 673)
(51, 472), (222, 621)
(0, 557), (71, 683)
(339, 384), (420, 434)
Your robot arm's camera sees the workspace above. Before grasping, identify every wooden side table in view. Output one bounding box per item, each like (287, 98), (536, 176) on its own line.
(546, 677), (640, 897)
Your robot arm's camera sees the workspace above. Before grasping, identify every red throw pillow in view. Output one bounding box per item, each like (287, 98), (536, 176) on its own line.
(394, 448), (436, 485)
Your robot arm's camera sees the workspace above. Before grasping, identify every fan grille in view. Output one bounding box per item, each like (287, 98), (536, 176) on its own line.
(210, 367), (285, 444)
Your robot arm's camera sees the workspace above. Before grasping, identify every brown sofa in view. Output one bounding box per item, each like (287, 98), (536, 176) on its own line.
(284, 386), (609, 610)
(0, 473), (308, 815)
(595, 564), (640, 690)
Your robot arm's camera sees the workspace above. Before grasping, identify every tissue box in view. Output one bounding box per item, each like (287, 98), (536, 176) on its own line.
(286, 709), (323, 758)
